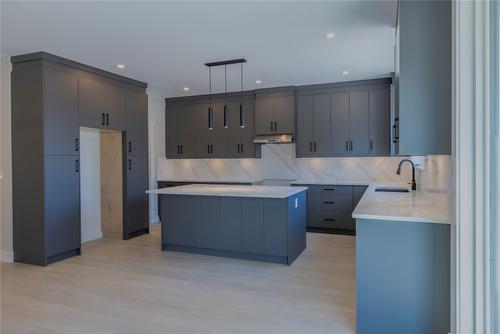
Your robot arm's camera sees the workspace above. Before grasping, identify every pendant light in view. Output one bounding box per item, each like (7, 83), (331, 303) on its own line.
(208, 67), (213, 130)
(239, 62), (245, 128)
(224, 64), (228, 128)
(205, 58), (247, 130)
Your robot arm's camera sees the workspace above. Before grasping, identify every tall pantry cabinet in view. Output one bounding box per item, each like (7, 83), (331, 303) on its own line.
(11, 52), (149, 266)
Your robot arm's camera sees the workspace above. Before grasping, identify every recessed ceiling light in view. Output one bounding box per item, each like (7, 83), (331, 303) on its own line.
(183, 87), (190, 91)
(326, 32), (336, 39)
(342, 70), (350, 75)
(256, 80), (262, 84)
(116, 64), (125, 69)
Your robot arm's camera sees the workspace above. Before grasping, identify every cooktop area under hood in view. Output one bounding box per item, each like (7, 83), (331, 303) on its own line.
(253, 134), (294, 144)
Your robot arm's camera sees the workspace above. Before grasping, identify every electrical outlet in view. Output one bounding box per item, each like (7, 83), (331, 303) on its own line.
(294, 198), (298, 208)
(411, 156), (426, 170)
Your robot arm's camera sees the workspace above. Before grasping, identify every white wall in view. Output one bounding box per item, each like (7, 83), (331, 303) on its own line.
(147, 91), (165, 223)
(80, 128), (102, 242)
(0, 55), (13, 262)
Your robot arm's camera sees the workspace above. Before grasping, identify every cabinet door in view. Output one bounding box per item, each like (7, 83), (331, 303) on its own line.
(44, 67), (79, 155)
(296, 95), (314, 157)
(274, 96), (295, 134)
(124, 156), (149, 238)
(165, 105), (182, 158)
(195, 103), (212, 159)
(225, 99), (241, 157)
(179, 104), (197, 158)
(45, 156), (80, 258)
(331, 92), (350, 155)
(312, 94), (332, 156)
(125, 89), (148, 157)
(369, 88), (390, 156)
(79, 76), (125, 130)
(239, 99), (257, 158)
(241, 198), (265, 254)
(254, 97), (274, 135)
(210, 101), (227, 157)
(349, 90), (370, 155)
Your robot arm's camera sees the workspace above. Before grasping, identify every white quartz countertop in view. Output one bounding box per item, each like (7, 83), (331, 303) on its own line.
(290, 180), (403, 186)
(147, 184), (308, 199)
(352, 184), (452, 224)
(157, 178), (260, 184)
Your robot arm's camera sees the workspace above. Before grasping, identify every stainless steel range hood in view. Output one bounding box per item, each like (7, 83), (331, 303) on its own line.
(253, 134), (294, 144)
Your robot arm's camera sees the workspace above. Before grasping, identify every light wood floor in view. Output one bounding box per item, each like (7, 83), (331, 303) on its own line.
(1, 224), (355, 334)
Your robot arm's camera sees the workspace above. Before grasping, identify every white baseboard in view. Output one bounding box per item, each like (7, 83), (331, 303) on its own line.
(1, 250), (14, 263)
(81, 229), (103, 243)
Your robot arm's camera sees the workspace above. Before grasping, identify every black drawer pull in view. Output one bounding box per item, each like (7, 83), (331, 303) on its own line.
(75, 138), (79, 152)
(240, 143), (243, 152)
(101, 113), (105, 125)
(345, 140), (349, 151)
(106, 113), (109, 126)
(323, 188), (335, 191)
(323, 201), (336, 204)
(128, 159), (132, 170)
(75, 159), (79, 173)
(324, 218), (336, 222)
(128, 141), (132, 153)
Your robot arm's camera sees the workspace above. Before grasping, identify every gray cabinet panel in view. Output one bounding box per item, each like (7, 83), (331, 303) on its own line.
(45, 156), (80, 258)
(44, 67), (79, 155)
(254, 97), (274, 134)
(369, 89), (390, 156)
(225, 99), (241, 157)
(239, 99), (257, 157)
(296, 95), (314, 157)
(274, 96), (295, 134)
(126, 88), (148, 157)
(308, 210), (353, 230)
(166, 103), (197, 158)
(349, 90), (370, 155)
(263, 199), (287, 257)
(331, 92), (350, 155)
(241, 198), (265, 254)
(398, 0), (451, 155)
(195, 103), (212, 158)
(125, 156), (149, 237)
(220, 198), (243, 251)
(312, 94), (332, 156)
(210, 101), (227, 157)
(79, 76), (125, 130)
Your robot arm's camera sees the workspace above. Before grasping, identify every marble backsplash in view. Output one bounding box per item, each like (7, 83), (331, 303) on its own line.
(157, 144), (451, 193)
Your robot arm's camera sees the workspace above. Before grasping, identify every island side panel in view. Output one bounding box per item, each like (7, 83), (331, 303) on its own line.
(287, 191), (307, 264)
(356, 218), (450, 334)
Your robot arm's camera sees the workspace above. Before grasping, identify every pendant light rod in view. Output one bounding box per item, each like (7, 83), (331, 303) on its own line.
(223, 64), (228, 128)
(205, 58), (246, 67)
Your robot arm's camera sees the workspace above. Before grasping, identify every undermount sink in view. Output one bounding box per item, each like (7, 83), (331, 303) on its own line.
(375, 187), (410, 193)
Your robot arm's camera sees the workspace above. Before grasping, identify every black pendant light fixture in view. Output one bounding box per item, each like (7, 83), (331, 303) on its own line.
(205, 58), (247, 130)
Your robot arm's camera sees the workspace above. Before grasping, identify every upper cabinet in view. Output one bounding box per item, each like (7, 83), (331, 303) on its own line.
(255, 87), (295, 135)
(79, 75), (125, 130)
(165, 93), (259, 159)
(125, 87), (148, 157)
(296, 79), (391, 158)
(396, 0), (451, 155)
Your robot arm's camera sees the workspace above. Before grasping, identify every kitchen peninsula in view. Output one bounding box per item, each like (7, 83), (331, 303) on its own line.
(148, 184), (308, 264)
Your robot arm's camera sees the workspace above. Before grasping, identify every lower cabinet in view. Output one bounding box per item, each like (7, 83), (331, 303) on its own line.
(44, 155), (81, 261)
(294, 184), (368, 233)
(124, 156), (149, 239)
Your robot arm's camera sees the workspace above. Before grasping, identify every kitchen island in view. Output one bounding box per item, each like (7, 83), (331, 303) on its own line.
(353, 184), (452, 334)
(148, 184), (308, 265)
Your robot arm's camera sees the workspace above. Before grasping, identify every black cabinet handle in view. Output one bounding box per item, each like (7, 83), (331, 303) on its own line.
(324, 218), (336, 222)
(180, 145), (183, 154)
(208, 144), (210, 154)
(211, 144), (214, 154)
(309, 142), (312, 152)
(240, 143), (243, 153)
(128, 159), (132, 170)
(323, 188), (335, 191)
(393, 117), (400, 143)
(370, 140), (373, 151)
(270, 121), (273, 131)
(223, 105), (227, 128)
(106, 113), (109, 126)
(314, 141), (317, 152)
(177, 145), (180, 154)
(345, 140), (349, 151)
(323, 201), (336, 204)
(350, 141), (353, 152)
(128, 141), (132, 153)
(101, 113), (105, 125)
(274, 121), (278, 131)
(237, 144), (240, 153)
(75, 159), (79, 173)
(75, 138), (79, 152)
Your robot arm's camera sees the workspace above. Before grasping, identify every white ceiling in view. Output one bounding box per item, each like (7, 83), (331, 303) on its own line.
(1, 1), (397, 97)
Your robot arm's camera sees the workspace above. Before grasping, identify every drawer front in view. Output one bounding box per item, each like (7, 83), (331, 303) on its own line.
(302, 184), (353, 194)
(308, 210), (354, 230)
(308, 193), (353, 211)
